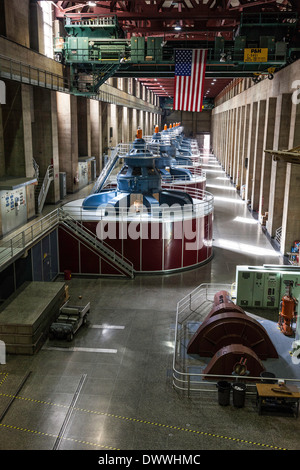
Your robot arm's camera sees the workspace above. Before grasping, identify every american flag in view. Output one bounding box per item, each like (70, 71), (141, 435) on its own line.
(173, 49), (207, 112)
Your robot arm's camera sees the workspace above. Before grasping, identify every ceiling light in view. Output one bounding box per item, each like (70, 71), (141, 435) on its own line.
(88, 1), (97, 5)
(174, 23), (182, 31)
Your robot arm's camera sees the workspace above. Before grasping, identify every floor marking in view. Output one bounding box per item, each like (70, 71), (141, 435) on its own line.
(89, 324), (125, 330)
(0, 373), (8, 387)
(0, 391), (288, 450)
(43, 346), (117, 353)
(0, 422), (119, 450)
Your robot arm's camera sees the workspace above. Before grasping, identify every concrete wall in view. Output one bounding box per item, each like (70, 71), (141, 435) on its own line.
(164, 109), (211, 139)
(212, 59), (300, 256)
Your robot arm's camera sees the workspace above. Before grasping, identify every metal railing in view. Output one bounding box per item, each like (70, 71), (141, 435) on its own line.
(63, 185), (214, 221)
(0, 208), (134, 278)
(36, 164), (54, 214)
(0, 53), (161, 114)
(275, 226), (282, 245)
(0, 54), (69, 92)
(0, 210), (60, 271)
(172, 283), (300, 396)
(91, 146), (120, 194)
(59, 209), (134, 278)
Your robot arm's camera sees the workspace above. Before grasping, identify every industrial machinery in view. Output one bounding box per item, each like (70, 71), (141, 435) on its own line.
(54, 12), (300, 97)
(81, 127), (194, 212)
(61, 124), (213, 274)
(278, 281), (297, 336)
(187, 290), (278, 378)
(49, 300), (90, 341)
(150, 124), (195, 168)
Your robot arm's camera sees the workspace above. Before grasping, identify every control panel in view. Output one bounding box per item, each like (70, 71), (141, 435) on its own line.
(0, 187), (27, 235)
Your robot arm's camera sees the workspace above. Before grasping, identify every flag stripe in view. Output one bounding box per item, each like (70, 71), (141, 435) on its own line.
(174, 48), (207, 112)
(191, 49), (198, 111)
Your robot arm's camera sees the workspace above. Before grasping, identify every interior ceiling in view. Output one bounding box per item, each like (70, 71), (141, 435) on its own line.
(52, 0), (299, 99)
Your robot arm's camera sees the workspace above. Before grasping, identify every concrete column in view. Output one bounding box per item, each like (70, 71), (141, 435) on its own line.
(290, 101), (300, 148)
(22, 85), (34, 179)
(32, 87), (60, 203)
(219, 112), (226, 166)
(0, 105), (5, 177)
(258, 97), (277, 221)
(245, 101), (258, 203)
(281, 163), (300, 254)
(77, 97), (91, 157)
(131, 108), (137, 140)
(266, 93), (292, 237)
(90, 99), (102, 175)
(57, 92), (78, 193)
(101, 102), (109, 157)
(138, 110), (143, 130)
(224, 109), (232, 175)
(122, 106), (129, 143)
(240, 104), (250, 192)
(251, 99), (266, 212)
(235, 106), (245, 189)
(117, 105), (122, 143)
(280, 101), (300, 254)
(128, 108), (133, 143)
(145, 111), (149, 135)
(3, 82), (33, 178)
(108, 104), (118, 148)
(232, 107), (240, 185)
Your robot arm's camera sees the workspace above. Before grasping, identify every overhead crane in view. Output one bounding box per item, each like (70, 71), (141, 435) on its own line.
(54, 11), (300, 101)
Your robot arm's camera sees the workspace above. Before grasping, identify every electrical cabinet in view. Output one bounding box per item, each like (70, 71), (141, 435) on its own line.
(147, 37), (163, 62)
(262, 271), (281, 308)
(236, 268), (255, 307)
(131, 37), (145, 62)
(260, 36), (275, 55)
(234, 36), (246, 60)
(0, 188), (27, 236)
(236, 266), (282, 309)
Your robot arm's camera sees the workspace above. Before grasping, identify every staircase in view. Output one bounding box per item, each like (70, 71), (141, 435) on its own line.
(58, 208), (134, 279)
(275, 226), (282, 246)
(35, 164), (54, 214)
(93, 63), (121, 92)
(91, 146), (120, 194)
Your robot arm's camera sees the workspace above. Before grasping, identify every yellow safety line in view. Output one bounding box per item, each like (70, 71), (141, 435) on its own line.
(0, 422), (119, 450)
(0, 373), (8, 387)
(0, 391), (287, 450)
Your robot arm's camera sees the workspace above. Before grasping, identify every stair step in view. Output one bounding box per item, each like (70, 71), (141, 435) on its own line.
(60, 215), (134, 278)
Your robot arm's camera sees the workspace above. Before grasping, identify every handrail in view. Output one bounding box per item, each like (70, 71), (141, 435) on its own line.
(275, 226), (282, 245)
(172, 283), (300, 396)
(91, 145), (120, 194)
(37, 164), (54, 213)
(0, 53), (161, 114)
(0, 209), (60, 271)
(64, 186), (214, 220)
(0, 54), (69, 92)
(58, 208), (134, 278)
(0, 207), (135, 277)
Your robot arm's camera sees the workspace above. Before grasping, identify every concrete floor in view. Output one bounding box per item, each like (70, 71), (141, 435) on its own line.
(1, 155), (300, 452)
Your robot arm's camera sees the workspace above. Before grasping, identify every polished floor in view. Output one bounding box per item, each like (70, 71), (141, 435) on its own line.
(1, 155), (300, 452)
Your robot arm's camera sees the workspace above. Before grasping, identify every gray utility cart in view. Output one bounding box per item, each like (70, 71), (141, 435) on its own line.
(49, 300), (90, 341)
